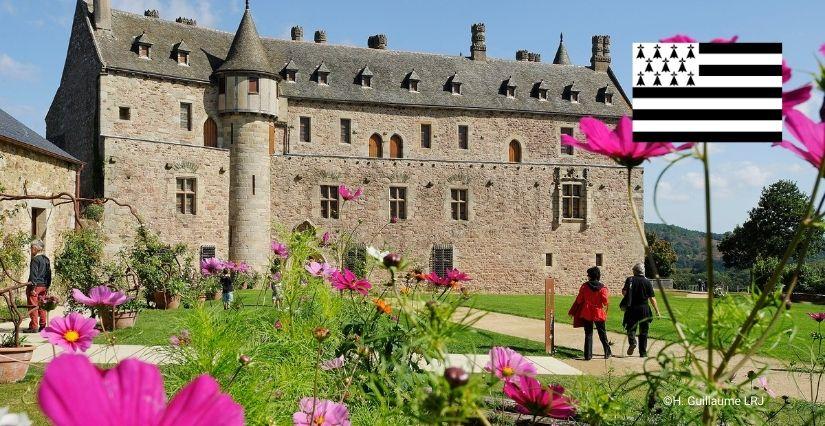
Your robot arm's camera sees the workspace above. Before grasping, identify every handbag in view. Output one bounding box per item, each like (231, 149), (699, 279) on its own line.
(619, 277), (633, 312)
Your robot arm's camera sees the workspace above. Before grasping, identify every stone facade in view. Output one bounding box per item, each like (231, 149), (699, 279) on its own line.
(0, 142), (78, 280)
(46, 0), (645, 294)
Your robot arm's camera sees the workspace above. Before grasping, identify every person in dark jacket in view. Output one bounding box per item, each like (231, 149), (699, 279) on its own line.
(570, 266), (612, 360)
(220, 268), (234, 310)
(25, 240), (52, 332)
(622, 263), (661, 357)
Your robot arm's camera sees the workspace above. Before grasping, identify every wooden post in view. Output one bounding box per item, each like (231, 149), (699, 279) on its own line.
(545, 276), (555, 354)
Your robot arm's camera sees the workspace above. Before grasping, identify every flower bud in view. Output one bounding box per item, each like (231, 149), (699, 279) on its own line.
(239, 354), (252, 365)
(443, 367), (469, 388)
(383, 253), (402, 268)
(313, 327), (330, 342)
(274, 320), (283, 330)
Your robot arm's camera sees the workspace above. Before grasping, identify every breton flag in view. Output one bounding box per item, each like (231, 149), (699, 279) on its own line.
(632, 42), (783, 142)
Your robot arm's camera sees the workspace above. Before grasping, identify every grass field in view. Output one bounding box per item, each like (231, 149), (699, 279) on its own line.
(462, 291), (825, 362)
(95, 290), (578, 357)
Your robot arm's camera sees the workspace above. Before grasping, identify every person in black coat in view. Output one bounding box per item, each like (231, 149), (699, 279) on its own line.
(24, 240), (52, 332)
(622, 263), (661, 357)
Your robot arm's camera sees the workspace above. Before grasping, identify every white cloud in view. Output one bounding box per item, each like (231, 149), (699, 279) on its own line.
(654, 181), (690, 202)
(0, 53), (38, 81)
(112, 0), (217, 27)
(732, 162), (771, 188)
(682, 171), (730, 196)
(1, 0), (15, 15)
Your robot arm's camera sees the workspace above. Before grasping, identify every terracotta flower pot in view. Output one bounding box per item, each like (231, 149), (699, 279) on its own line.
(100, 309), (139, 330)
(197, 294), (207, 303)
(153, 291), (181, 310)
(207, 292), (221, 301)
(0, 345), (35, 384)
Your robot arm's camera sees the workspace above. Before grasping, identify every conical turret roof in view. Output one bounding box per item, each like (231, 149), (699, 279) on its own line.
(216, 5), (274, 76)
(553, 33), (572, 65)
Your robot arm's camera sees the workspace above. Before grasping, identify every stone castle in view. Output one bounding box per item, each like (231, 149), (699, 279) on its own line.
(46, 0), (644, 294)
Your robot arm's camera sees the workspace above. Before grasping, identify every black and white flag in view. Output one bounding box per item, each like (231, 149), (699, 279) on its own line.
(632, 42), (782, 142)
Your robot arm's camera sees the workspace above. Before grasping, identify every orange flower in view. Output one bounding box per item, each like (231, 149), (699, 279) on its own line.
(373, 298), (392, 315)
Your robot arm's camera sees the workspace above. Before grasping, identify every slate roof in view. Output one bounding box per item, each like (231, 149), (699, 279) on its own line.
(215, 8), (275, 76)
(0, 107), (81, 164)
(90, 7), (630, 117)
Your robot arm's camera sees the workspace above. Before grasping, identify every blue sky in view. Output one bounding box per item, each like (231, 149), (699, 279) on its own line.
(0, 0), (823, 233)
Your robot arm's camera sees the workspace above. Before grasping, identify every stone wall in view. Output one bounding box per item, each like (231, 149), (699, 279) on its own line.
(0, 141), (78, 281)
(45, 1), (102, 198)
(100, 137), (230, 260)
(283, 99), (615, 165)
(271, 155), (644, 295)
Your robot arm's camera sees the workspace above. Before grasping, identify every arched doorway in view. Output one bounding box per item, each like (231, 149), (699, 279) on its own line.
(389, 134), (404, 159)
(204, 117), (217, 147)
(369, 133), (383, 158)
(508, 139), (522, 163)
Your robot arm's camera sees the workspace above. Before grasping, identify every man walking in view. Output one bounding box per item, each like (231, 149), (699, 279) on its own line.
(24, 240), (52, 332)
(622, 263), (661, 357)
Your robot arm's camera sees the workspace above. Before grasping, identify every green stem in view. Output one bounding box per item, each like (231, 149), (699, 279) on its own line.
(702, 143), (714, 382)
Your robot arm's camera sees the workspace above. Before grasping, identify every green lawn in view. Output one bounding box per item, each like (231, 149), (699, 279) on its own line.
(463, 292), (825, 362)
(96, 290), (576, 357)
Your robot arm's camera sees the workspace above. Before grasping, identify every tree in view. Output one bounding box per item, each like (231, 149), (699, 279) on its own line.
(718, 180), (824, 269)
(645, 232), (677, 278)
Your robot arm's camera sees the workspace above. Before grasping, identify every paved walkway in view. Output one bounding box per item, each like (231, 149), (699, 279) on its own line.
(455, 307), (821, 401)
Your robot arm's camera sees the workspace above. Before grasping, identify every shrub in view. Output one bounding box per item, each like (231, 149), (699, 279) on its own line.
(81, 203), (104, 222)
(55, 228), (104, 308)
(128, 226), (189, 298)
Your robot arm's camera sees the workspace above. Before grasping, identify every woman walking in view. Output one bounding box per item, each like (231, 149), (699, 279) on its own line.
(622, 263), (661, 357)
(570, 266), (612, 360)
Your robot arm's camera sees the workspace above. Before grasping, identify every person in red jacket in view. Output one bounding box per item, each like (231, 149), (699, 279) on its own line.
(571, 266), (611, 360)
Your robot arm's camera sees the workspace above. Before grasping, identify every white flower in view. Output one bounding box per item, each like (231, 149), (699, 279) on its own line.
(0, 408), (31, 426)
(366, 246), (390, 261)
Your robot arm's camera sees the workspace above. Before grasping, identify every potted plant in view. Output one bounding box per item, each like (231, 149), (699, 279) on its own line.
(153, 275), (186, 309)
(0, 332), (32, 384)
(100, 297), (142, 329)
(0, 210), (35, 384)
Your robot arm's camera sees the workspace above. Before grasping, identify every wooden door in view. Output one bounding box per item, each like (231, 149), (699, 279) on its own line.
(369, 134), (383, 158)
(508, 140), (521, 162)
(389, 135), (403, 159)
(203, 117), (217, 147)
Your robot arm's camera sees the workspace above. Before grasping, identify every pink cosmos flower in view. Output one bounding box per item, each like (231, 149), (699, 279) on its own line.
(38, 354), (243, 425)
(808, 312), (825, 322)
(773, 110), (825, 169)
(757, 376), (777, 398)
(72, 286), (128, 308)
(320, 355), (345, 371)
(502, 376), (576, 419)
(561, 116), (693, 168)
(329, 269), (372, 296)
(446, 269), (472, 286)
(274, 319), (283, 330)
(820, 44), (825, 56)
(271, 272), (282, 282)
(782, 60), (813, 116)
(200, 257), (225, 276)
(306, 261), (336, 278)
(293, 398), (351, 426)
(338, 185), (363, 201)
(659, 34), (738, 43)
(424, 272), (451, 287)
(271, 241), (289, 258)
(40, 313), (99, 353)
(231, 261), (251, 274)
(485, 346), (537, 381)
(320, 231), (331, 246)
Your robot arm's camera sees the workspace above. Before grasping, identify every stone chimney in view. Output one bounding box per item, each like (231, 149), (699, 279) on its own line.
(175, 17), (197, 26)
(368, 34), (388, 49)
(314, 30), (327, 44)
(291, 26), (303, 41)
(528, 52), (541, 63)
(516, 50), (529, 62)
(590, 35), (611, 72)
(144, 9), (160, 18)
(93, 0), (112, 31)
(470, 23), (486, 61)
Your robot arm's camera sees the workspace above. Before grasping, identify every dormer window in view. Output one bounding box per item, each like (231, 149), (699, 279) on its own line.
(507, 86), (516, 98)
(359, 66), (373, 88)
(605, 93), (613, 105)
(533, 80), (549, 101)
(564, 83), (580, 103)
(248, 77), (259, 94)
(502, 77), (517, 99)
(599, 85), (614, 105)
(282, 60), (299, 83)
(314, 63), (330, 85)
(174, 40), (190, 66)
(570, 91), (579, 103)
(447, 72), (462, 95)
(134, 31), (153, 59)
(405, 70), (420, 92)
(538, 89), (548, 101)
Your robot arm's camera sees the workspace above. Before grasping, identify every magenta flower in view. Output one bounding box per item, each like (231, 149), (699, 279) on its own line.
(757, 376), (777, 398)
(338, 185), (363, 201)
(320, 231), (331, 246)
(271, 272), (282, 282)
(40, 313), (99, 353)
(293, 398), (351, 426)
(425, 272), (451, 287)
(274, 319), (283, 330)
(232, 261), (251, 274)
(38, 354), (243, 425)
(271, 241), (289, 258)
(782, 60), (813, 116)
(306, 261), (335, 278)
(773, 110), (825, 169)
(820, 44), (825, 56)
(503, 376), (575, 419)
(72, 286), (128, 308)
(561, 116), (693, 168)
(485, 346), (537, 381)
(659, 34), (738, 43)
(446, 268), (472, 286)
(390, 216), (398, 224)
(200, 257), (225, 276)
(809, 312), (825, 322)
(329, 269), (372, 296)
(320, 355), (345, 371)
